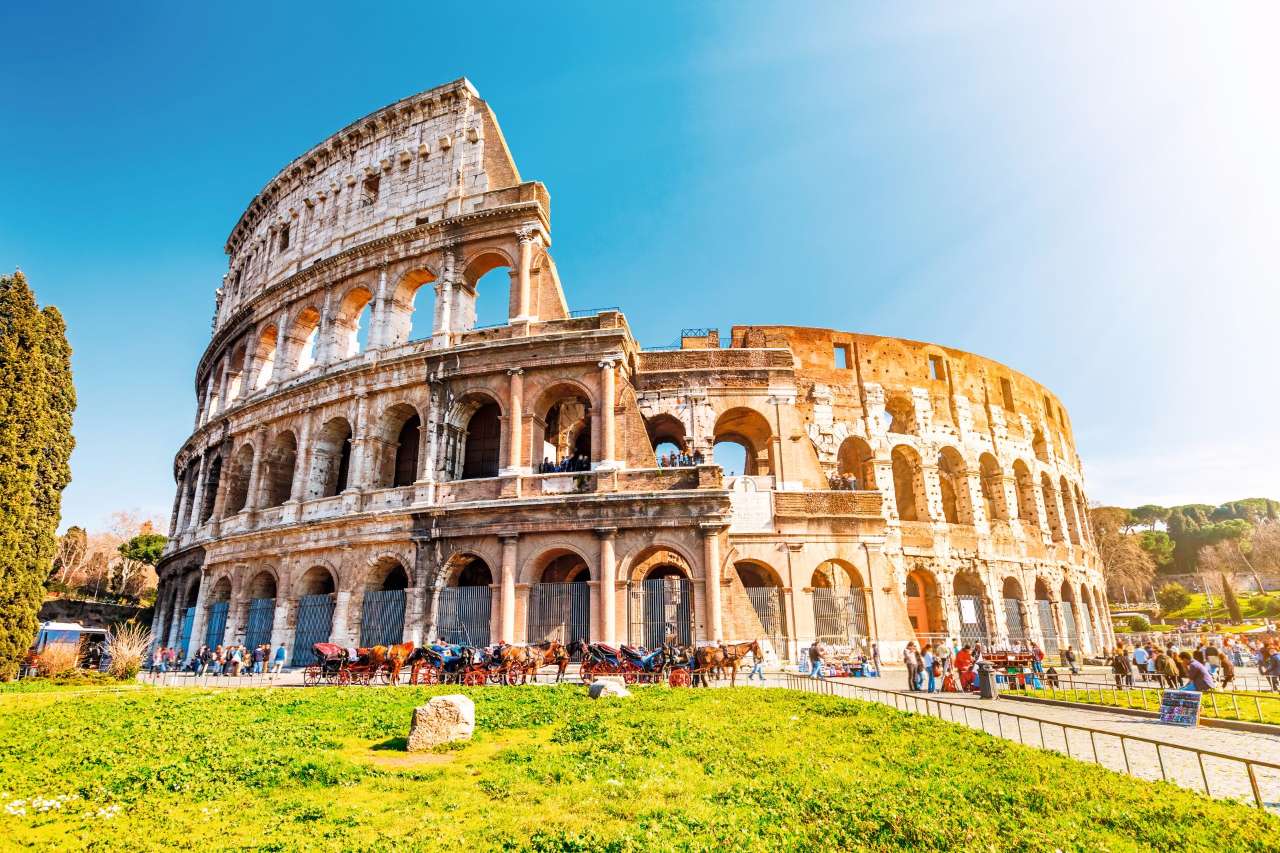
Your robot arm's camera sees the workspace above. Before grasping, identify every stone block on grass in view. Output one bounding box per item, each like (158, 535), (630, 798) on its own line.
(407, 694), (475, 751)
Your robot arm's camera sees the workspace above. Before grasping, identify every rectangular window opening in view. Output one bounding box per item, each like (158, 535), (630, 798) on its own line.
(833, 343), (851, 370)
(928, 355), (945, 381)
(278, 224), (290, 252)
(1000, 378), (1015, 410)
(362, 174), (381, 207)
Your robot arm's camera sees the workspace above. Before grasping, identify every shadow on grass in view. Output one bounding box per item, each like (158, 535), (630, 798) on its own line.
(371, 736), (407, 751)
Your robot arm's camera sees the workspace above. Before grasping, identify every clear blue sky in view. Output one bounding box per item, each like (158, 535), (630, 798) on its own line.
(3, 3), (1277, 531)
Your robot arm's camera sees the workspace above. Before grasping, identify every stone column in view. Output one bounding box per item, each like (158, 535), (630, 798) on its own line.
(920, 463), (944, 523)
(596, 358), (617, 468)
(167, 588), (184, 648)
(329, 590), (352, 646)
(504, 369), (524, 473)
(596, 527), (617, 646)
(244, 428), (266, 514)
(288, 413), (313, 503)
(187, 454), (210, 531)
(270, 597), (293, 660)
(964, 471), (988, 529)
(700, 524), (724, 641)
(369, 266), (389, 350)
(404, 586), (423, 645)
(500, 535), (518, 644)
(167, 476), (184, 537)
(515, 229), (535, 320)
(433, 244), (456, 348)
(347, 392), (369, 492)
(239, 337), (255, 401)
(186, 575), (210, 659)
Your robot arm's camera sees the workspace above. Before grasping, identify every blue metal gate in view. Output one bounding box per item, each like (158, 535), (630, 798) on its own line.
(956, 594), (989, 646)
(177, 607), (195, 660)
(811, 589), (867, 646)
(1061, 601), (1080, 649)
(631, 577), (693, 649)
(1036, 600), (1059, 650)
(1003, 598), (1027, 644)
(291, 594), (335, 665)
(244, 598), (275, 651)
(437, 586), (491, 646)
(528, 582), (591, 647)
(359, 589), (406, 647)
(205, 601), (229, 648)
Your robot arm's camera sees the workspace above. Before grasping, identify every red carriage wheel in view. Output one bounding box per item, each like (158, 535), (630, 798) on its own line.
(419, 665), (440, 685)
(462, 670), (486, 687)
(303, 666), (320, 687)
(619, 663), (640, 685)
(668, 668), (691, 687)
(502, 667), (522, 686)
(336, 669), (352, 686)
(579, 661), (595, 683)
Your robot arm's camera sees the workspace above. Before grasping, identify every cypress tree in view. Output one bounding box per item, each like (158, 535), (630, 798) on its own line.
(1221, 574), (1243, 625)
(0, 272), (75, 680)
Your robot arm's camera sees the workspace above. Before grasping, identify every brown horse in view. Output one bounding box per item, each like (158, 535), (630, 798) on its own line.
(524, 641), (570, 683)
(491, 644), (537, 684)
(718, 640), (762, 687)
(382, 641), (415, 685)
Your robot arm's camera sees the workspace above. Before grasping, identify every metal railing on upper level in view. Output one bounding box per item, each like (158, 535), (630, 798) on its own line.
(568, 306), (620, 318)
(782, 674), (1280, 811)
(1004, 673), (1280, 727)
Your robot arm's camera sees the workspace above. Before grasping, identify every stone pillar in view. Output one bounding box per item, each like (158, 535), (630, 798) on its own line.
(186, 575), (210, 659)
(596, 528), (617, 646)
(167, 589), (184, 648)
(330, 590), (352, 646)
(701, 524), (724, 641)
(347, 392), (369, 492)
(920, 463), (944, 523)
(964, 471), (988, 529)
(515, 229), (535, 320)
(238, 337), (255, 400)
(244, 428), (266, 514)
(596, 358), (617, 468)
(187, 454), (210, 531)
(270, 597), (292, 660)
(288, 413), (313, 504)
(404, 586), (423, 645)
(369, 266), (389, 350)
(500, 535), (518, 644)
(167, 476), (184, 537)
(433, 244), (456, 348)
(504, 369), (524, 473)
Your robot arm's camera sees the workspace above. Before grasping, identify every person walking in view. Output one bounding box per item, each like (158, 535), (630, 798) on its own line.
(152, 646), (167, 675)
(921, 643), (937, 693)
(746, 647), (765, 683)
(1131, 644), (1148, 684)
(903, 642), (922, 691)
(808, 642), (824, 679)
(272, 643), (287, 674)
(1263, 644), (1280, 692)
(1030, 642), (1045, 674)
(1062, 645), (1079, 675)
(252, 644), (266, 675)
(1111, 647), (1131, 689)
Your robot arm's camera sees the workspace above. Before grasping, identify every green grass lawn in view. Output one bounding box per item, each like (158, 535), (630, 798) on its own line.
(1160, 592), (1279, 625)
(0, 685), (1275, 851)
(1020, 685), (1280, 726)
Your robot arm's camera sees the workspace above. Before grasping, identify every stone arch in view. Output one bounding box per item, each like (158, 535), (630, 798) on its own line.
(252, 324), (278, 390)
(308, 416), (353, 499)
(224, 342), (248, 400)
(1032, 428), (1050, 463)
(199, 454), (223, 524)
(736, 559), (785, 589)
(937, 446), (972, 524)
(890, 444), (927, 522)
(624, 542), (697, 584)
(330, 284), (375, 360)
(904, 565), (943, 638)
(364, 554), (410, 591)
(811, 559), (864, 592)
(645, 413), (688, 462)
(461, 249), (516, 330)
(953, 571), (993, 645)
(223, 443), (255, 516)
(1060, 475), (1082, 544)
(627, 544), (697, 647)
(245, 568), (278, 600)
(447, 554), (494, 587)
(883, 392), (916, 435)
(978, 453), (1009, 521)
(523, 544), (594, 585)
(836, 436), (874, 490)
(387, 267), (437, 345)
(1001, 576), (1029, 642)
(533, 380), (595, 468)
(445, 391), (502, 480)
(209, 575), (233, 602)
(260, 430), (298, 507)
(295, 564), (337, 596)
(372, 402), (423, 488)
(286, 305), (322, 373)
(713, 407), (774, 476)
(1041, 473), (1065, 541)
(1012, 459), (1038, 524)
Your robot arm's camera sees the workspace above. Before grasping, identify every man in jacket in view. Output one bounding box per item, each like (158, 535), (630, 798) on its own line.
(903, 642), (922, 691)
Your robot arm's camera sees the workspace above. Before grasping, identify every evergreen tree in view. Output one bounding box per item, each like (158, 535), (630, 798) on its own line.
(1221, 574), (1243, 625)
(0, 272), (75, 680)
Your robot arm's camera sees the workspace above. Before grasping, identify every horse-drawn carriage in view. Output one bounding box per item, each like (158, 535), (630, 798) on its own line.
(575, 641), (693, 686)
(302, 642), (415, 686)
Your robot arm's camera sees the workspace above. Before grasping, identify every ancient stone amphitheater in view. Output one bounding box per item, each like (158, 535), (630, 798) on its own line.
(154, 79), (1110, 666)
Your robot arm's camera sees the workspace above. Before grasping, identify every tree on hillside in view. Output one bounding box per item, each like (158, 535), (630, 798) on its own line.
(115, 532), (167, 597)
(1090, 507), (1156, 600)
(1156, 582), (1191, 615)
(1249, 521), (1280, 573)
(1199, 541), (1247, 623)
(1131, 504), (1168, 531)
(51, 525), (89, 587)
(0, 272), (75, 681)
(1138, 530), (1174, 570)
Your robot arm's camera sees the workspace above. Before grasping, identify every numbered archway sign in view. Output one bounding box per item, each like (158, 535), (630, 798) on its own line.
(1158, 689), (1202, 727)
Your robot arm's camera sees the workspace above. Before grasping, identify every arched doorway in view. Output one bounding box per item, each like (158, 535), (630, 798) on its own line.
(712, 407), (774, 477)
(291, 566), (336, 665)
(538, 389), (592, 471)
(628, 548), (695, 648)
(735, 561), (786, 651)
(836, 436), (874, 490)
(243, 571), (277, 652)
(527, 552), (591, 647)
(905, 568), (942, 641)
(1034, 579), (1058, 651)
(1001, 577), (1028, 645)
(1060, 580), (1081, 650)
(437, 557), (493, 646)
(309, 417), (353, 498)
(359, 558), (409, 647)
(953, 573), (991, 646)
(461, 402), (501, 479)
(205, 576), (232, 648)
(177, 577), (200, 659)
(810, 561), (869, 647)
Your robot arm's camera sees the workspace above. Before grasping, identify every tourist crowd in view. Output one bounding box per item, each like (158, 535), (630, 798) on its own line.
(148, 643), (288, 675)
(656, 450), (704, 468)
(538, 453), (591, 473)
(1109, 636), (1280, 692)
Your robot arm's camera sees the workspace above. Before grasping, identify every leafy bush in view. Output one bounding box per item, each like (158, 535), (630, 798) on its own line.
(1156, 582), (1191, 615)
(1127, 615), (1151, 632)
(106, 622), (151, 680)
(35, 641), (80, 677)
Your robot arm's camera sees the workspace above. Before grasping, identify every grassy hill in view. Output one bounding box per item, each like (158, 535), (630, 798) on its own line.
(0, 685), (1274, 851)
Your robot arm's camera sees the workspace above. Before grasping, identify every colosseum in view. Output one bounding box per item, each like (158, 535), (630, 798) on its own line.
(153, 79), (1112, 669)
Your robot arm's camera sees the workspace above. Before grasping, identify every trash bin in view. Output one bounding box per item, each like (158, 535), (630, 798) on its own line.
(978, 661), (999, 699)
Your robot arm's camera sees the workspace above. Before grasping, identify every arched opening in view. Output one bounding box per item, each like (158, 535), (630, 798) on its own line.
(713, 407), (774, 477)
(199, 456), (222, 524)
(905, 568), (943, 641)
(387, 269), (437, 345)
(176, 576), (201, 658)
(735, 561), (787, 650)
(205, 576), (232, 648)
(1059, 580), (1081, 650)
(1001, 577), (1028, 644)
(291, 566), (336, 664)
(374, 403), (421, 489)
(628, 548), (694, 647)
(261, 431), (297, 507)
(810, 560), (868, 646)
(1061, 475), (1082, 544)
(891, 445), (926, 522)
(252, 325), (278, 390)
(645, 413), (689, 467)
(883, 394), (916, 435)
(836, 436), (874, 490)
(288, 306), (321, 373)
(242, 570), (277, 652)
(223, 444), (255, 516)
(1032, 429), (1051, 464)
(331, 286), (374, 360)
(1034, 578), (1059, 651)
(1041, 473), (1065, 541)
(937, 447), (972, 525)
(437, 556), (493, 646)
(1012, 460), (1038, 525)
(528, 551), (591, 646)
(458, 401), (501, 479)
(359, 557), (409, 647)
(309, 417), (353, 499)
(224, 344), (247, 401)
(538, 388), (592, 472)
(462, 252), (514, 331)
(953, 573), (991, 646)
(978, 453), (1008, 522)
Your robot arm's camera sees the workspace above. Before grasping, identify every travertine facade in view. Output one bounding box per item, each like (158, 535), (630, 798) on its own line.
(154, 79), (1111, 665)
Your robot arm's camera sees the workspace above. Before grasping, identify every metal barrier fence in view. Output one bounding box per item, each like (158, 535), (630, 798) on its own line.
(782, 674), (1280, 810)
(1005, 674), (1280, 726)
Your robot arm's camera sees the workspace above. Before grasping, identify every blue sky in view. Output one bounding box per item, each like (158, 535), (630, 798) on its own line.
(2, 3), (1277, 531)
